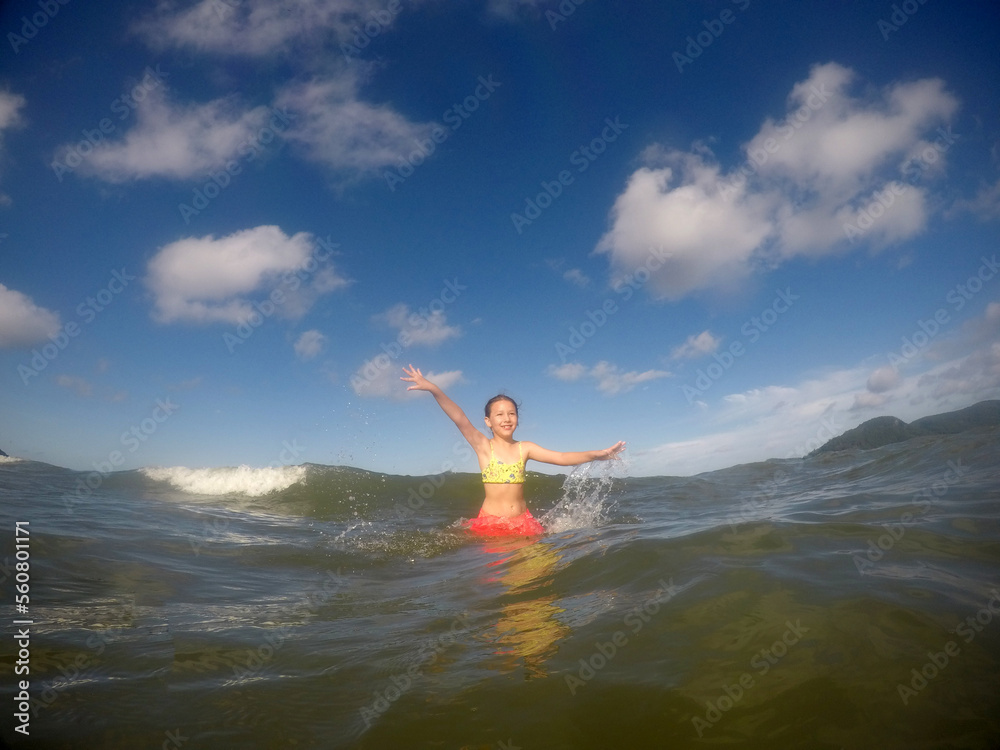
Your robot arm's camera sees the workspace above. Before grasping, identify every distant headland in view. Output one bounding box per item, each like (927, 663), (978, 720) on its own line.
(810, 400), (1000, 455)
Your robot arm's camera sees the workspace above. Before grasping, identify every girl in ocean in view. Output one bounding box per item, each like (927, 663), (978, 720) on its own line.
(400, 364), (625, 535)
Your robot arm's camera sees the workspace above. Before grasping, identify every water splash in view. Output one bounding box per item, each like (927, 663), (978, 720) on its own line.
(539, 459), (623, 533)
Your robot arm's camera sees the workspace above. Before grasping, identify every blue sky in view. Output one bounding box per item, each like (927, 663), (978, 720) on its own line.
(1, 0), (999, 476)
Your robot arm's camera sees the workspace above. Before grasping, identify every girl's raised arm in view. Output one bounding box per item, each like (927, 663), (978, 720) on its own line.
(401, 365), (488, 450)
(523, 441), (625, 467)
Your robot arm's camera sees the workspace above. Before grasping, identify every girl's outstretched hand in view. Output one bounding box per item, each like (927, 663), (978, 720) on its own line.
(600, 441), (627, 460)
(400, 364), (435, 392)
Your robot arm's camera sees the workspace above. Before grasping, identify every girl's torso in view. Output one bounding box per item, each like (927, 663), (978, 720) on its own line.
(478, 440), (527, 517)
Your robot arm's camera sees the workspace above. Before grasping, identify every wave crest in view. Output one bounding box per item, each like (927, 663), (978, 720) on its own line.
(141, 465), (308, 497)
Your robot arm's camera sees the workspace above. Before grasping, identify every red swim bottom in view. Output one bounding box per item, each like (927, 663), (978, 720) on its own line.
(464, 509), (545, 536)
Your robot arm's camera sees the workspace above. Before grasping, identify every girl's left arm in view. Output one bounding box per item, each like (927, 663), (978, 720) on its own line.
(523, 441), (625, 467)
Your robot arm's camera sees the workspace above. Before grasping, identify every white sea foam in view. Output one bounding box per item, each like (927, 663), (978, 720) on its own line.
(141, 464), (308, 497)
(0, 455), (24, 463)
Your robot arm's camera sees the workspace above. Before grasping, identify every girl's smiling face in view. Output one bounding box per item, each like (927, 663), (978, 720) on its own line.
(484, 398), (518, 438)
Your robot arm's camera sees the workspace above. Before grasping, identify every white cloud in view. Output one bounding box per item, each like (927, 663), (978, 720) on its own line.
(349, 302), (462, 398)
(134, 0), (397, 57)
(0, 283), (61, 348)
(275, 73), (436, 175)
(294, 329), (327, 360)
(950, 177), (1000, 222)
(916, 303), (1000, 402)
(145, 225), (346, 324)
(352, 363), (463, 399)
(866, 365), (902, 393)
(596, 155), (774, 300)
(0, 89), (26, 201)
(54, 374), (93, 397)
(130, 1), (438, 180)
(851, 391), (889, 410)
(563, 268), (590, 288)
(374, 303), (461, 347)
(597, 63), (959, 300)
(671, 330), (721, 359)
(635, 303), (1000, 475)
(546, 360), (670, 395)
(546, 362), (587, 381)
(0, 90), (25, 131)
(69, 88), (273, 182)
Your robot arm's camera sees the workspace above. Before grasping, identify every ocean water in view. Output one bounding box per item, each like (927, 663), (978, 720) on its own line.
(1, 427), (1000, 750)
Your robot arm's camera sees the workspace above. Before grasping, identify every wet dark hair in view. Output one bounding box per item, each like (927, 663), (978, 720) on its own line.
(484, 394), (519, 418)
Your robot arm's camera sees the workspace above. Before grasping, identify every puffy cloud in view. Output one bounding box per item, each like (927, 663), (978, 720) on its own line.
(67, 88), (275, 182)
(373, 303), (461, 347)
(595, 155), (774, 300)
(597, 63), (959, 300)
(275, 74), (436, 175)
(866, 365), (902, 393)
(671, 330), (721, 359)
(125, 2), (432, 180)
(546, 360), (670, 395)
(0, 283), (61, 348)
(145, 225), (346, 324)
(294, 329), (327, 360)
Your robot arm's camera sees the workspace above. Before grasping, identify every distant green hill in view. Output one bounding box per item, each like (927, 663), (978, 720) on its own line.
(809, 400), (1000, 455)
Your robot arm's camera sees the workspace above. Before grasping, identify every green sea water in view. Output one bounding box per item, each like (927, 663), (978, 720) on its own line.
(1, 428), (999, 749)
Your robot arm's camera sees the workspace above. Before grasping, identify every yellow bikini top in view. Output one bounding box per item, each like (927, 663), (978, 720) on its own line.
(481, 440), (525, 484)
